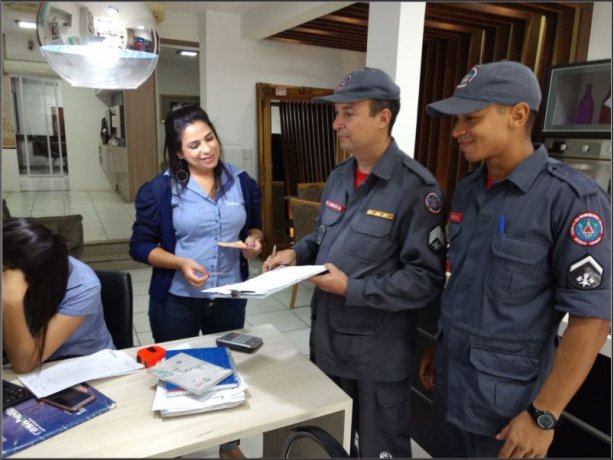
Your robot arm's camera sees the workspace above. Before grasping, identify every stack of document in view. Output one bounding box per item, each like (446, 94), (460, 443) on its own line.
(150, 346), (247, 417)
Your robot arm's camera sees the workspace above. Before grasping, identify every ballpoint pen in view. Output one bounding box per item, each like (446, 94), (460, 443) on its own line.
(272, 245), (277, 257)
(498, 215), (505, 237)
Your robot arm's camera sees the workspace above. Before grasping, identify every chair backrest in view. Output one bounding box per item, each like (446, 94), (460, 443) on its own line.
(282, 425), (350, 458)
(289, 197), (320, 242)
(95, 270), (134, 349)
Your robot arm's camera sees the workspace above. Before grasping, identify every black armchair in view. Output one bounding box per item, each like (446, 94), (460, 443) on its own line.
(95, 270), (134, 349)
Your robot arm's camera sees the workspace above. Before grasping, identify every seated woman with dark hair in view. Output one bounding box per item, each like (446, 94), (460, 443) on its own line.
(2, 218), (114, 373)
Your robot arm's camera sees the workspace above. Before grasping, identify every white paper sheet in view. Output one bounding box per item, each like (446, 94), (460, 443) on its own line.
(18, 349), (144, 398)
(152, 377), (247, 416)
(202, 265), (327, 298)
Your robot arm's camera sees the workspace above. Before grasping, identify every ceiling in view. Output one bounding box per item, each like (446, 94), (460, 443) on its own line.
(266, 2), (368, 52)
(3, 1), (368, 52)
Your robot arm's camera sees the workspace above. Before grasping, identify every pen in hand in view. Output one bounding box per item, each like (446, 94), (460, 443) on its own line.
(272, 245), (277, 257)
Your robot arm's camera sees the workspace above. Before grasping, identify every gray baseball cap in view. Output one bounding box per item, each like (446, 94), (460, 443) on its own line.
(312, 67), (400, 103)
(426, 60), (541, 116)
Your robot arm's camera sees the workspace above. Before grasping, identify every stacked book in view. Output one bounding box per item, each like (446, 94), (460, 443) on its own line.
(148, 347), (247, 417)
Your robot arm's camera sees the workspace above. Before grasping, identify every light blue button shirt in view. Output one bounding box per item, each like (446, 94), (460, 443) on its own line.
(47, 257), (115, 359)
(169, 164), (247, 298)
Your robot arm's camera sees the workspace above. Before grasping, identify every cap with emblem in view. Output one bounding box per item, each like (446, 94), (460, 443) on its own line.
(312, 67), (400, 103)
(426, 60), (541, 116)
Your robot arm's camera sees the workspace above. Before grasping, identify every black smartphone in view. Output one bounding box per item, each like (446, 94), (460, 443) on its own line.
(40, 386), (95, 412)
(216, 332), (263, 353)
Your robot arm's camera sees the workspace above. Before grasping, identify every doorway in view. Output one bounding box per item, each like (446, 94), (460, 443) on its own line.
(10, 76), (68, 191)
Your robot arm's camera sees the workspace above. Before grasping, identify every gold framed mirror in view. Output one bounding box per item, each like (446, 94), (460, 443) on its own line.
(256, 83), (337, 254)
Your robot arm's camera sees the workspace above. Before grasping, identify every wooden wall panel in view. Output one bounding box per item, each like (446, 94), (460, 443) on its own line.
(414, 2), (593, 204)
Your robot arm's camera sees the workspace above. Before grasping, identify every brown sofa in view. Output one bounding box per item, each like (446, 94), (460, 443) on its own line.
(3, 198), (84, 259)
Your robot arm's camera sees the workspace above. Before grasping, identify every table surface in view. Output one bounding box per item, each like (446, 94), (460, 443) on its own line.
(6, 324), (352, 458)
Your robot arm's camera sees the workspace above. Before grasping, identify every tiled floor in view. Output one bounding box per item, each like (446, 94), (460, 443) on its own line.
(3, 188), (431, 458)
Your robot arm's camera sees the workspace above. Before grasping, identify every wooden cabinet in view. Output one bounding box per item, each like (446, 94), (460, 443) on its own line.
(96, 74), (158, 202)
(99, 145), (128, 174)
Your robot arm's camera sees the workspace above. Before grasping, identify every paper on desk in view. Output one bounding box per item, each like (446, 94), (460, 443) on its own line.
(18, 349), (144, 398)
(152, 375), (248, 416)
(202, 265), (327, 299)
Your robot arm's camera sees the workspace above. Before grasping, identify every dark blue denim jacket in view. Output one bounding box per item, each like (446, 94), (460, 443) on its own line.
(129, 168), (262, 301)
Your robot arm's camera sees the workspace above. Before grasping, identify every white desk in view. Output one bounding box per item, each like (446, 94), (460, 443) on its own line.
(7, 324), (352, 458)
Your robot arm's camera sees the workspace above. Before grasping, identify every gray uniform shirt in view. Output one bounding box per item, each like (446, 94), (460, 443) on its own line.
(294, 140), (446, 381)
(437, 145), (612, 436)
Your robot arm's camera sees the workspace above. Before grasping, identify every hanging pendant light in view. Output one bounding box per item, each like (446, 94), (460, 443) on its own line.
(36, 2), (160, 89)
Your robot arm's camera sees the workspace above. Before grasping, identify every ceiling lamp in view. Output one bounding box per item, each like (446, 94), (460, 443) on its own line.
(36, 2), (160, 90)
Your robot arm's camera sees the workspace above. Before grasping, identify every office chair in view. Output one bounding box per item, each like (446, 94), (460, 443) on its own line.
(95, 270), (134, 349)
(281, 426), (349, 458)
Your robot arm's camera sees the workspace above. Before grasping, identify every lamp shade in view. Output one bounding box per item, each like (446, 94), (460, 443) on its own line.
(37, 2), (159, 89)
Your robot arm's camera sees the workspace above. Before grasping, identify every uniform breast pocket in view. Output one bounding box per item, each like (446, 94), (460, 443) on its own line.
(349, 214), (393, 262)
(486, 235), (550, 305)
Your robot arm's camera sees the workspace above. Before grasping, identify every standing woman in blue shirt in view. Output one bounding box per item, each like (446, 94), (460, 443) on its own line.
(130, 104), (263, 345)
(3, 218), (115, 373)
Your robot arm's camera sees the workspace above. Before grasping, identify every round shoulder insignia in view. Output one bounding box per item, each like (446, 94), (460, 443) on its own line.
(570, 212), (604, 246)
(424, 192), (442, 214)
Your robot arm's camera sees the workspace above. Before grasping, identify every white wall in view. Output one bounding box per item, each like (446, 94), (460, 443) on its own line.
(587, 2), (612, 61)
(202, 10), (365, 178)
(61, 82), (116, 191)
(155, 52), (200, 166)
(156, 10), (199, 43)
(2, 149), (20, 191)
(3, 31), (45, 63)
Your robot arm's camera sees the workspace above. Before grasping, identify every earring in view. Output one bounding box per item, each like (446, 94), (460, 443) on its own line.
(175, 158), (189, 183)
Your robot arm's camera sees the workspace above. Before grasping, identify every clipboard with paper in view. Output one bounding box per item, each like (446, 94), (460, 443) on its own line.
(202, 265), (327, 299)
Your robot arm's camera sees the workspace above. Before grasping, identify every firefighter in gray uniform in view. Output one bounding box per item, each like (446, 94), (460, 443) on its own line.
(420, 61), (612, 458)
(264, 68), (446, 457)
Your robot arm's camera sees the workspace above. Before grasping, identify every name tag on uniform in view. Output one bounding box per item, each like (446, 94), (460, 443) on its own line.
(366, 209), (394, 220)
(325, 200), (346, 213)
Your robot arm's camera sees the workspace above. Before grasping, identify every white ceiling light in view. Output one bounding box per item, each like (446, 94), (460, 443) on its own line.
(16, 20), (37, 29)
(176, 50), (198, 57)
(36, 1), (160, 89)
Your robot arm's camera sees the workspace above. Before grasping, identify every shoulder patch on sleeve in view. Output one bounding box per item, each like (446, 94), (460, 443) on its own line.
(568, 255), (603, 289)
(402, 155), (437, 186)
(547, 159), (602, 197)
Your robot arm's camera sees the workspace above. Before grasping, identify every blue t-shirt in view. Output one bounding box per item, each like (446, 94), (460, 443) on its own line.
(170, 164), (246, 298)
(46, 257), (115, 360)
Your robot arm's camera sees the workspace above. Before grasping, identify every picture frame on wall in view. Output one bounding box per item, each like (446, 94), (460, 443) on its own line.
(160, 95), (200, 123)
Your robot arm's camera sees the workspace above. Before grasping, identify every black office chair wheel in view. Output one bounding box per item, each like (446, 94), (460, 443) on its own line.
(281, 425), (350, 458)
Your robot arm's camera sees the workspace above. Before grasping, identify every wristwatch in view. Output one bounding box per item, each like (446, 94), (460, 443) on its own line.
(527, 403), (561, 429)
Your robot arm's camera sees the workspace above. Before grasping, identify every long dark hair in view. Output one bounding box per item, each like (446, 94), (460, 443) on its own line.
(164, 103), (225, 193)
(2, 218), (69, 365)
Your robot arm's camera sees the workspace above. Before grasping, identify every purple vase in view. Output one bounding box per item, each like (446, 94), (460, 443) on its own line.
(576, 83), (594, 124)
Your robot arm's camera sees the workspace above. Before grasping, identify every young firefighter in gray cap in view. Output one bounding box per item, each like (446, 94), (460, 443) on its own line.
(264, 67), (446, 457)
(419, 60), (611, 457)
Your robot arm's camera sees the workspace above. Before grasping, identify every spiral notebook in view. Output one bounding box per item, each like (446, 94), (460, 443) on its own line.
(163, 347), (239, 397)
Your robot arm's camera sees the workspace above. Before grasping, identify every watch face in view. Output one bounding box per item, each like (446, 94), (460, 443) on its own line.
(537, 413), (556, 429)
